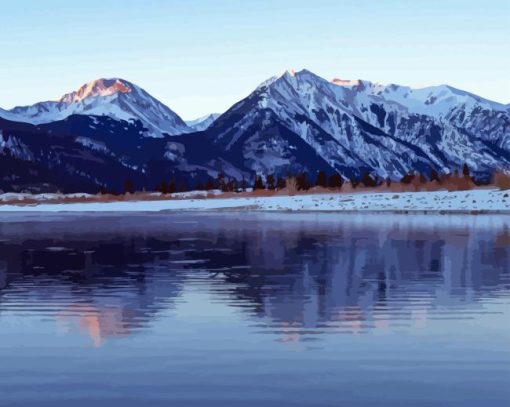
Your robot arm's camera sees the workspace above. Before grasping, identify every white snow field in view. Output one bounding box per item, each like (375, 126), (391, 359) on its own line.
(0, 188), (509, 213)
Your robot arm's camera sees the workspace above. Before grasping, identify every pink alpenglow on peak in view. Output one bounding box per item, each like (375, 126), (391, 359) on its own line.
(59, 79), (133, 104)
(331, 78), (361, 87)
(2, 78), (191, 137)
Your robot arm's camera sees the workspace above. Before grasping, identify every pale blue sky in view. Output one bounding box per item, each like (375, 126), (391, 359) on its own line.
(1, 0), (509, 119)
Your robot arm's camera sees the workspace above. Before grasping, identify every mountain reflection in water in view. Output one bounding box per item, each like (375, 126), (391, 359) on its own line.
(0, 212), (509, 407)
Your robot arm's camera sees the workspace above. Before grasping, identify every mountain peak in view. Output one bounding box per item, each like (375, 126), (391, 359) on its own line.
(186, 113), (220, 131)
(59, 78), (133, 104)
(4, 77), (190, 137)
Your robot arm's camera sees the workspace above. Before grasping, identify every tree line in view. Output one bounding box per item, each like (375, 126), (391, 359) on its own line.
(110, 163), (495, 194)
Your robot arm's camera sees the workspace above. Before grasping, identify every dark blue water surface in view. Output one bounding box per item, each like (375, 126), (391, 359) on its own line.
(0, 212), (509, 407)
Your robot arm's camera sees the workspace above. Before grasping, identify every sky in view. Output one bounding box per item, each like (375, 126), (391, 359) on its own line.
(1, 0), (509, 119)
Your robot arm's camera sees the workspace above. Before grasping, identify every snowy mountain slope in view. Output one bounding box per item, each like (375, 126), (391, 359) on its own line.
(207, 69), (509, 179)
(2, 79), (191, 137)
(186, 113), (220, 131)
(331, 79), (506, 117)
(0, 107), (20, 123)
(211, 93), (377, 177)
(199, 69), (507, 180)
(328, 77), (509, 150)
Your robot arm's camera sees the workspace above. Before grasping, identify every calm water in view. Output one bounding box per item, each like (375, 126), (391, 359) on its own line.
(0, 212), (509, 407)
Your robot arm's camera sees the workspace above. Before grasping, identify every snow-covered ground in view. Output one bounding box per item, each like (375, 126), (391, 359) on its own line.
(0, 192), (94, 202)
(0, 190), (224, 203)
(0, 188), (509, 213)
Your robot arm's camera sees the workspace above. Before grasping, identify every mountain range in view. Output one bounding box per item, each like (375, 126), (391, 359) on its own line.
(0, 69), (508, 193)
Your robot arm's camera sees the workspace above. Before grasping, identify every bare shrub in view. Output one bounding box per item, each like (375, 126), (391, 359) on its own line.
(439, 174), (475, 191)
(284, 177), (298, 195)
(493, 171), (510, 190)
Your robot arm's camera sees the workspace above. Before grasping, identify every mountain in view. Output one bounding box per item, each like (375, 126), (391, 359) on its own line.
(1, 78), (191, 138)
(0, 114), (220, 193)
(186, 113), (220, 131)
(328, 77), (509, 151)
(0, 69), (509, 193)
(198, 69), (509, 180)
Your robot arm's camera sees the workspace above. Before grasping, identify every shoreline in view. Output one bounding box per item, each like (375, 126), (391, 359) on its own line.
(0, 188), (508, 213)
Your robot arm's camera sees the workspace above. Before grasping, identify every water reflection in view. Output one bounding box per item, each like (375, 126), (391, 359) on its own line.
(0, 213), (508, 346)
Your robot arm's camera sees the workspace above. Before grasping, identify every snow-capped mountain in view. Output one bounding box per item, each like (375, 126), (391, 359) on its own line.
(0, 69), (509, 193)
(186, 113), (220, 131)
(330, 77), (505, 117)
(327, 76), (509, 150)
(202, 69), (509, 179)
(2, 78), (191, 137)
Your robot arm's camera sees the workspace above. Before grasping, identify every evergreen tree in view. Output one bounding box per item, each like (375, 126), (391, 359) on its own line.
(362, 171), (377, 187)
(463, 163), (470, 178)
(266, 174), (275, 190)
(156, 180), (169, 194)
(230, 178), (238, 192)
(276, 177), (286, 190)
(315, 170), (328, 188)
(430, 169), (441, 183)
(216, 173), (225, 191)
(296, 172), (310, 190)
(400, 173), (415, 184)
(253, 175), (265, 190)
(206, 177), (215, 190)
(328, 173), (343, 188)
(168, 180), (176, 193)
(124, 179), (135, 194)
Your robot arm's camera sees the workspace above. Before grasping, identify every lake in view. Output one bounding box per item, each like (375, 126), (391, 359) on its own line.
(0, 212), (509, 406)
